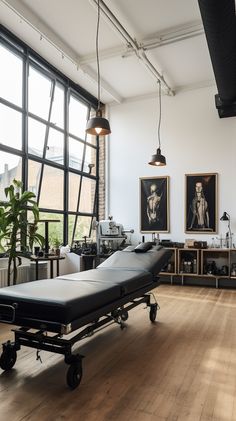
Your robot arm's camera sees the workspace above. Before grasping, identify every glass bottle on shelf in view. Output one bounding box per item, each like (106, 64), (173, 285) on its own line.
(215, 235), (222, 248)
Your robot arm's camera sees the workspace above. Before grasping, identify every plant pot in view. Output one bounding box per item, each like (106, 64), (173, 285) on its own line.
(55, 248), (60, 257)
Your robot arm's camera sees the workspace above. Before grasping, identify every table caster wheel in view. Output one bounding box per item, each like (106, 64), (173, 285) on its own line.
(66, 361), (82, 390)
(0, 347), (17, 371)
(149, 304), (157, 323)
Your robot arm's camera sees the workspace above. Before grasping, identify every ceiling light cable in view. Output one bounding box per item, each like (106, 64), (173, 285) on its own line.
(148, 80), (167, 166)
(91, 0), (174, 96)
(86, 0), (111, 136)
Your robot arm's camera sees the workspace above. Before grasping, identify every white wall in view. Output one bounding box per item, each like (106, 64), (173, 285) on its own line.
(108, 86), (236, 246)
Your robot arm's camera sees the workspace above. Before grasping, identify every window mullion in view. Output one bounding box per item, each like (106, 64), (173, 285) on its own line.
(36, 79), (56, 205)
(64, 85), (69, 244)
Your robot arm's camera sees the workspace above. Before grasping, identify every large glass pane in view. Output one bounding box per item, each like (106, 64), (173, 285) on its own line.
(28, 66), (52, 120)
(28, 160), (42, 200)
(68, 215), (92, 244)
(69, 137), (84, 170)
(79, 177), (96, 213)
(84, 144), (96, 175)
(0, 151), (22, 200)
(50, 83), (64, 128)
(28, 117), (46, 157)
(86, 109), (97, 146)
(69, 95), (88, 140)
(68, 172), (81, 212)
(46, 128), (64, 164)
(28, 211), (63, 248)
(38, 212), (64, 247)
(0, 45), (23, 106)
(0, 104), (22, 150)
(28, 120), (64, 163)
(39, 165), (64, 210)
(86, 133), (97, 147)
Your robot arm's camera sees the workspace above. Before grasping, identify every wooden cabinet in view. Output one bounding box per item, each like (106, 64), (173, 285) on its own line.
(160, 248), (177, 284)
(178, 249), (200, 275)
(160, 247), (236, 288)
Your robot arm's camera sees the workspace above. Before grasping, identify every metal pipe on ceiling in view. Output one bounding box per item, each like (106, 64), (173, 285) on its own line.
(90, 0), (175, 96)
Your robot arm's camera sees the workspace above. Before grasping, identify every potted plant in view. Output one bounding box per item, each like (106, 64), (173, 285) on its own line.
(52, 237), (61, 256)
(0, 179), (44, 286)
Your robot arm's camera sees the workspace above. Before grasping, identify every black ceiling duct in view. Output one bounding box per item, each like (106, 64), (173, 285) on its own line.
(198, 0), (236, 118)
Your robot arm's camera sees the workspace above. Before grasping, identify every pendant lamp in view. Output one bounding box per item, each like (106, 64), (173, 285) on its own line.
(86, 0), (111, 136)
(148, 80), (166, 166)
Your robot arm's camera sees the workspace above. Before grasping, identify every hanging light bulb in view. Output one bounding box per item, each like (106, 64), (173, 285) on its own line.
(86, 0), (111, 136)
(148, 80), (166, 166)
(86, 109), (111, 136)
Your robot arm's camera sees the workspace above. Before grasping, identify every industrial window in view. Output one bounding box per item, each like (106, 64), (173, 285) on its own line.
(0, 26), (99, 247)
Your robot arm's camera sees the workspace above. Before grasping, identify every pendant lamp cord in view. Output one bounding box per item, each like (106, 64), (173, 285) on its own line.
(96, 0), (101, 111)
(157, 79), (162, 149)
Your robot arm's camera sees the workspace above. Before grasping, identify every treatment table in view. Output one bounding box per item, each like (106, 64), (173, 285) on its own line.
(0, 245), (171, 389)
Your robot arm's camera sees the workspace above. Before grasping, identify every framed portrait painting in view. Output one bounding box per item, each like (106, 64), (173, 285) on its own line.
(185, 173), (218, 234)
(140, 176), (169, 233)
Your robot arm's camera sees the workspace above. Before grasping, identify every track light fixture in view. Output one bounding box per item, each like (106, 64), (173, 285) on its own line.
(148, 80), (166, 166)
(86, 0), (111, 136)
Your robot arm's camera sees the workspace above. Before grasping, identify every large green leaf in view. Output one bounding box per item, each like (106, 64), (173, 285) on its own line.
(0, 180), (44, 284)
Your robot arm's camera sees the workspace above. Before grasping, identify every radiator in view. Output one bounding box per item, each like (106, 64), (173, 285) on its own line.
(0, 265), (30, 288)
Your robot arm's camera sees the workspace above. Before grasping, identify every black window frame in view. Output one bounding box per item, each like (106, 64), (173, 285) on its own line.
(0, 25), (100, 246)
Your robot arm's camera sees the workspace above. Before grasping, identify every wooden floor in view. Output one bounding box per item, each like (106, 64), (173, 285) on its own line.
(1, 285), (236, 421)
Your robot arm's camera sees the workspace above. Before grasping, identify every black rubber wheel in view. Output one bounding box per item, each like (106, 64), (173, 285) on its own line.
(0, 348), (17, 371)
(66, 362), (82, 390)
(149, 305), (157, 323)
(121, 310), (129, 321)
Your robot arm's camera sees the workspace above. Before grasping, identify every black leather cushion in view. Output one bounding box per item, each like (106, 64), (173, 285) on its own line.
(0, 248), (172, 326)
(97, 248), (172, 274)
(134, 242), (153, 253)
(58, 268), (153, 295)
(0, 279), (121, 324)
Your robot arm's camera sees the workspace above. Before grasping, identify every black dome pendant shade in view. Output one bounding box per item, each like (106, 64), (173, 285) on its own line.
(86, 109), (111, 136)
(148, 148), (166, 166)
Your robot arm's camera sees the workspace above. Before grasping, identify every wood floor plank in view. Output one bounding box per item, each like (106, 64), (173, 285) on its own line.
(0, 285), (236, 420)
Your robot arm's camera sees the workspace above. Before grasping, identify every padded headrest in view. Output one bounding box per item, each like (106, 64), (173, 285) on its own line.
(134, 242), (153, 253)
(97, 247), (172, 275)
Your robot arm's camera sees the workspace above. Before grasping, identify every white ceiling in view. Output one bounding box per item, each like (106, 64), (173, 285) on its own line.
(0, 0), (215, 104)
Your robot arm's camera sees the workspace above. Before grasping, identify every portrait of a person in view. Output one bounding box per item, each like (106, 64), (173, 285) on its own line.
(147, 183), (162, 225)
(189, 181), (209, 229)
(185, 173), (217, 233)
(140, 176), (169, 233)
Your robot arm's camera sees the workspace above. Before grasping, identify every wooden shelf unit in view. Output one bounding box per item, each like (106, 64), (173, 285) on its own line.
(160, 247), (236, 288)
(160, 248), (177, 284)
(178, 248), (200, 275)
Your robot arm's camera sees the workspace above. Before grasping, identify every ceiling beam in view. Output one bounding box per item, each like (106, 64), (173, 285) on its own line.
(142, 21), (204, 51)
(79, 64), (123, 103)
(80, 21), (204, 65)
(109, 78), (216, 106)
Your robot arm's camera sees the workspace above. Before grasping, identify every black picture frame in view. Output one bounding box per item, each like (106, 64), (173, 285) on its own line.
(185, 173), (218, 234)
(140, 176), (169, 233)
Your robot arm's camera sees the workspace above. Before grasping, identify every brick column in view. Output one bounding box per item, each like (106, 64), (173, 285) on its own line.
(98, 136), (105, 221)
